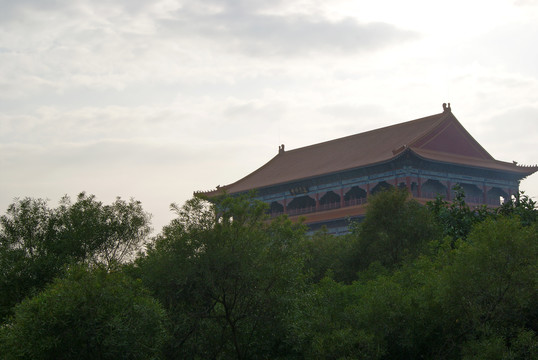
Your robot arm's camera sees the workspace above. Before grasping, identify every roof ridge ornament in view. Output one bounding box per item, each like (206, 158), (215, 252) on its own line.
(278, 144), (285, 154)
(392, 144), (407, 155)
(442, 103), (451, 112)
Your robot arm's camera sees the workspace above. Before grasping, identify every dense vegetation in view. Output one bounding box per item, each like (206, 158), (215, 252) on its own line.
(1, 188), (537, 359)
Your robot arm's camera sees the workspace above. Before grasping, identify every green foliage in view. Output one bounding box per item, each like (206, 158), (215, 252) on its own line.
(0, 193), (151, 322)
(353, 188), (440, 271)
(2, 186), (537, 359)
(0, 266), (166, 360)
(428, 186), (537, 245)
(299, 227), (357, 283)
(435, 217), (538, 357)
(496, 191), (538, 226)
(427, 184), (492, 242)
(0, 198), (56, 322)
(55, 193), (152, 266)
(132, 195), (306, 359)
(289, 215), (538, 359)
(288, 277), (381, 359)
(461, 329), (538, 360)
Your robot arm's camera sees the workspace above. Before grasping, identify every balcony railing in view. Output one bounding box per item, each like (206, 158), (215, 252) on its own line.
(421, 192), (504, 206)
(344, 197), (368, 207)
(318, 201), (342, 211)
(286, 205), (316, 216)
(268, 193), (503, 218)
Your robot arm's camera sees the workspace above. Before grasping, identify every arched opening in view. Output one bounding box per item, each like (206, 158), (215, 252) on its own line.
(287, 195), (316, 215)
(371, 181), (393, 195)
(421, 179), (447, 199)
(269, 201), (284, 216)
(487, 187), (509, 206)
(458, 183), (483, 204)
(319, 191), (341, 210)
(320, 191), (340, 205)
(344, 186), (367, 205)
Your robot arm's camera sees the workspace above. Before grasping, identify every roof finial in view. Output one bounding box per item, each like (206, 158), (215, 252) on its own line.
(278, 144), (285, 154)
(442, 103), (452, 112)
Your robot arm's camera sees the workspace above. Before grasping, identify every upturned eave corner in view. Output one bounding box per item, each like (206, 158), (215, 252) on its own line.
(516, 163), (538, 177)
(194, 185), (228, 199)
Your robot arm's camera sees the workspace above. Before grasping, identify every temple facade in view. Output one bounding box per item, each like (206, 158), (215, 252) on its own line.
(199, 105), (537, 234)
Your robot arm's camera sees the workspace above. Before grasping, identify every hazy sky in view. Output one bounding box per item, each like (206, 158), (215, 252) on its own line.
(1, 0), (538, 232)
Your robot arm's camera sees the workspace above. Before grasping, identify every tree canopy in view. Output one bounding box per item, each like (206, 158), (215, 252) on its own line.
(0, 266), (166, 360)
(0, 193), (151, 321)
(131, 195), (306, 359)
(1, 188), (537, 359)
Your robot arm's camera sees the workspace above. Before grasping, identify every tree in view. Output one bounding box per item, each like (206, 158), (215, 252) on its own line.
(496, 191), (538, 226)
(427, 184), (492, 243)
(435, 217), (538, 358)
(299, 227), (356, 283)
(352, 188), (440, 271)
(290, 215), (538, 359)
(0, 193), (151, 322)
(131, 194), (306, 359)
(55, 192), (152, 267)
(0, 266), (166, 360)
(288, 275), (390, 359)
(0, 198), (56, 322)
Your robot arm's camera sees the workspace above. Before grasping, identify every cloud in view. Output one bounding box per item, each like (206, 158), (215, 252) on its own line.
(0, 1), (176, 97)
(319, 103), (387, 119)
(0, 0), (417, 104)
(0, 106), (191, 157)
(514, 0), (538, 5)
(0, 97), (288, 153)
(161, 2), (418, 56)
(0, 0), (70, 21)
(482, 105), (538, 164)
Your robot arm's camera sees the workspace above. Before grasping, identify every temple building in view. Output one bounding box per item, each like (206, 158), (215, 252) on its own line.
(199, 104), (537, 234)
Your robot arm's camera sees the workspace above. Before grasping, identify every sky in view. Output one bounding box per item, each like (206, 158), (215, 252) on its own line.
(1, 0), (538, 233)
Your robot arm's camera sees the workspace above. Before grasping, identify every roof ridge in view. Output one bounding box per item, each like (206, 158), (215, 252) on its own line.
(406, 111), (451, 148)
(411, 147), (501, 163)
(280, 112), (446, 155)
(410, 147), (537, 175)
